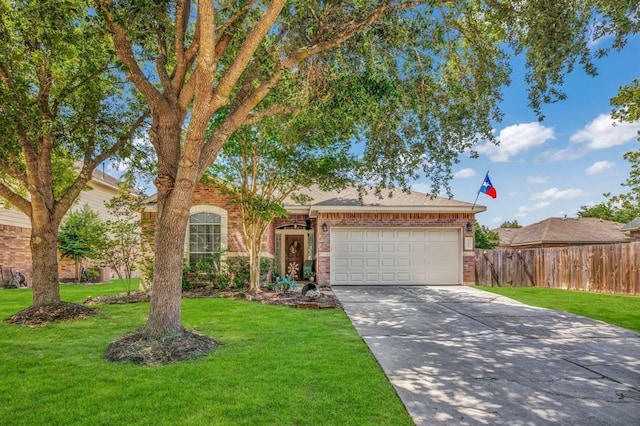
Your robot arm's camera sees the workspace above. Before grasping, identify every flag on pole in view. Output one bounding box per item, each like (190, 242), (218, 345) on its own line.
(479, 172), (497, 199)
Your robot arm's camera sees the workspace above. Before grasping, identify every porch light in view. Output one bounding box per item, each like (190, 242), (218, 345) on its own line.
(466, 222), (473, 232)
(322, 223), (328, 232)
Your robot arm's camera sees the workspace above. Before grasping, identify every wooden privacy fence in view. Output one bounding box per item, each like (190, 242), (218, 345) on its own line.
(475, 242), (640, 296)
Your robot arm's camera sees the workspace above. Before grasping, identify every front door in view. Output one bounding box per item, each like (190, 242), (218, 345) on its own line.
(284, 234), (304, 280)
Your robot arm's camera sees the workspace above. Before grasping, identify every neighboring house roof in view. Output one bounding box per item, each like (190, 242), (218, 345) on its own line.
(494, 227), (521, 247)
(621, 217), (640, 232)
(501, 217), (629, 247)
(91, 168), (120, 190)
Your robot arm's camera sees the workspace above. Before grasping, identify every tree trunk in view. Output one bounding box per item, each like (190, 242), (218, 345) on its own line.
(30, 218), (61, 307)
(145, 155), (200, 338)
(248, 233), (261, 293)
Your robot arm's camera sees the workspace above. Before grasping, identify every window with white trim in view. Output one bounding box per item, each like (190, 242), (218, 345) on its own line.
(188, 212), (221, 266)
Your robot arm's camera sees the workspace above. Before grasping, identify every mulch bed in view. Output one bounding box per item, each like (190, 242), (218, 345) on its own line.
(4, 302), (97, 327)
(183, 287), (342, 309)
(105, 327), (220, 366)
(82, 287), (341, 309)
(84, 291), (150, 305)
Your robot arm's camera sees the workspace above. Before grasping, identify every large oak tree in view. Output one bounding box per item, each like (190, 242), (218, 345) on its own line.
(0, 0), (145, 313)
(96, 1), (635, 343)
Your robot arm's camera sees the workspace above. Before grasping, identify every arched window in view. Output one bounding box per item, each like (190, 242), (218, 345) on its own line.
(188, 212), (221, 266)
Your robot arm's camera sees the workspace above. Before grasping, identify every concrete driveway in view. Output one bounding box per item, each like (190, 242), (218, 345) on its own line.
(332, 286), (640, 425)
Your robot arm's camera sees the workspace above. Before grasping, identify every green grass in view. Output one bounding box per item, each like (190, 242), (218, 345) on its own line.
(0, 280), (412, 425)
(478, 286), (640, 333)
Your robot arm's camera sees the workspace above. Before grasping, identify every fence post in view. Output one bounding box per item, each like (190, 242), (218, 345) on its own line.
(483, 250), (500, 287)
(517, 250), (535, 286)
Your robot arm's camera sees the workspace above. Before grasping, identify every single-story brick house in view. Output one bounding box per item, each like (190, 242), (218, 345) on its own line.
(0, 169), (122, 283)
(142, 182), (485, 286)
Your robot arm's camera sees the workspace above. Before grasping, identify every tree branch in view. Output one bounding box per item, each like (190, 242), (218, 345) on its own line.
(211, 0), (287, 109)
(97, 1), (167, 110)
(56, 111), (149, 213)
(244, 105), (301, 125)
(0, 182), (31, 216)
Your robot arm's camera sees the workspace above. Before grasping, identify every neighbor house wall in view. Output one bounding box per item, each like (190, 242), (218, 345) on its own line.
(315, 212), (476, 286)
(0, 175), (122, 283)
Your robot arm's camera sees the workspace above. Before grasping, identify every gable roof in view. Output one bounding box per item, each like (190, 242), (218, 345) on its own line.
(501, 217), (628, 247)
(284, 185), (485, 216)
(141, 183), (486, 215)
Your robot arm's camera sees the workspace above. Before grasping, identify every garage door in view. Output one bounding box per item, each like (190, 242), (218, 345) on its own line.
(331, 228), (461, 285)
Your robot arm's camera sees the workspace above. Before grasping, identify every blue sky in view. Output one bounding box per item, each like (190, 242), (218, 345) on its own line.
(412, 36), (640, 228)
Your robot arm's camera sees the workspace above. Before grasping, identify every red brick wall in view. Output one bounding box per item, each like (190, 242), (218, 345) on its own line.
(315, 212), (476, 285)
(0, 224), (32, 283)
(0, 224), (83, 283)
(144, 183), (273, 258)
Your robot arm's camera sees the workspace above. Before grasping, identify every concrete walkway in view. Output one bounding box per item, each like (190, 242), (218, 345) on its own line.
(332, 286), (640, 425)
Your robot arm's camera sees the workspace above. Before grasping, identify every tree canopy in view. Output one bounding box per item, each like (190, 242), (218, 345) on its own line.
(0, 0), (146, 308)
(475, 222), (500, 249)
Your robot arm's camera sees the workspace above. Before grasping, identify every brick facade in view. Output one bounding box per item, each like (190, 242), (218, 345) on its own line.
(0, 224), (87, 283)
(143, 183), (273, 261)
(315, 212), (476, 285)
(0, 224), (32, 283)
(142, 184), (479, 287)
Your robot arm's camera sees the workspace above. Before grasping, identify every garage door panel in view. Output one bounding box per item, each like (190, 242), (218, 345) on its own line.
(381, 244), (395, 253)
(366, 258), (380, 267)
(334, 258), (348, 268)
(331, 228), (460, 285)
(350, 244), (364, 253)
(350, 258), (364, 268)
(396, 243), (412, 253)
(381, 272), (396, 281)
(397, 258), (411, 267)
(381, 258), (395, 267)
(366, 244), (379, 252)
(350, 272), (365, 282)
(397, 272), (411, 281)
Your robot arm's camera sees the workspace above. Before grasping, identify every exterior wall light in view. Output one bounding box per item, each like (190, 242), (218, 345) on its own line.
(466, 222), (473, 232)
(322, 223), (328, 232)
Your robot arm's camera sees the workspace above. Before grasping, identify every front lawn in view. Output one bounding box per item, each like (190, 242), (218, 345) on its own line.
(478, 286), (640, 333)
(0, 281), (412, 425)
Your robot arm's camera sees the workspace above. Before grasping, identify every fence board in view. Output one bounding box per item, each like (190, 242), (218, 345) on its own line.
(475, 242), (640, 296)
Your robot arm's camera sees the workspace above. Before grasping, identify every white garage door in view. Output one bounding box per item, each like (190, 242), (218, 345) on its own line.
(331, 228), (461, 285)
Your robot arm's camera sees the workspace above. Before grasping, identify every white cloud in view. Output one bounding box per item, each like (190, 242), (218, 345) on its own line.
(531, 187), (588, 201)
(570, 113), (639, 150)
(491, 216), (504, 224)
(541, 147), (585, 162)
(585, 160), (615, 175)
(477, 122), (555, 162)
(526, 175), (549, 184)
(453, 168), (477, 179)
(517, 202), (551, 214)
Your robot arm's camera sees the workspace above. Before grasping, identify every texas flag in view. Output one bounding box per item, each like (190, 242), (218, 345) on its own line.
(479, 172), (497, 199)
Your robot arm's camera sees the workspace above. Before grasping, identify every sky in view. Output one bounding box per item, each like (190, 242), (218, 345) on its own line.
(411, 36), (640, 228)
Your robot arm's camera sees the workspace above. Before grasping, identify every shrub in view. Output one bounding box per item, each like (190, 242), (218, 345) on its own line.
(274, 277), (297, 294)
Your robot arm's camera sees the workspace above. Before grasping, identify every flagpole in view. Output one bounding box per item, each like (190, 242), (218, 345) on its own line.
(471, 170), (489, 210)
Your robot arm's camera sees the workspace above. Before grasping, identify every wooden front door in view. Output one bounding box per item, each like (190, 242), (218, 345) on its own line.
(284, 234), (304, 280)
